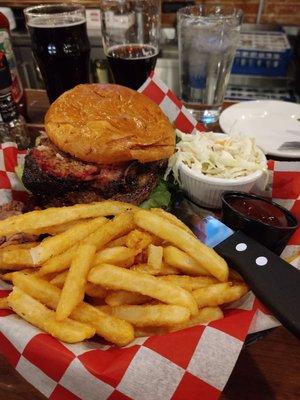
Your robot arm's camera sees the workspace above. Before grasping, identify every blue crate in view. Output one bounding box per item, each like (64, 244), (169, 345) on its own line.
(232, 31), (292, 77)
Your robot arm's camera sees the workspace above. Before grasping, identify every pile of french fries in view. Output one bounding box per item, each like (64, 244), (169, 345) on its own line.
(0, 201), (248, 346)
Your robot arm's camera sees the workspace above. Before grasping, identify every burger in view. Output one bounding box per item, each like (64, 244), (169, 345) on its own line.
(22, 84), (175, 208)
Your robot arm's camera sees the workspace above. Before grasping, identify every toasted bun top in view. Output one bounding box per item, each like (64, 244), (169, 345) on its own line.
(44, 84), (175, 164)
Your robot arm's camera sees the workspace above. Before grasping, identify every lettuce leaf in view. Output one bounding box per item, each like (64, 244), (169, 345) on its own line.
(140, 179), (171, 209)
(15, 165), (24, 182)
(14, 165), (30, 193)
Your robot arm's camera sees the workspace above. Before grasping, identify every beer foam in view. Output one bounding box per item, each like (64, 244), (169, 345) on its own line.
(27, 16), (85, 28)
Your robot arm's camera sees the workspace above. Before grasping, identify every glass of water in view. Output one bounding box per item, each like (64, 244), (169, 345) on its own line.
(178, 5), (243, 124)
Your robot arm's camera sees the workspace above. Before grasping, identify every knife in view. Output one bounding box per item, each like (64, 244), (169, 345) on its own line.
(172, 197), (300, 338)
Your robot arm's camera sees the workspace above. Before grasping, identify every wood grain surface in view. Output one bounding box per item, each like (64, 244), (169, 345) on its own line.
(221, 327), (300, 400)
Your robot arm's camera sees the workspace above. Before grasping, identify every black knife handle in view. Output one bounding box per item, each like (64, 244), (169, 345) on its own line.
(214, 231), (300, 338)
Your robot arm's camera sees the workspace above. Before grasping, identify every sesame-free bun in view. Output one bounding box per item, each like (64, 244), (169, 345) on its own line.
(45, 84), (175, 164)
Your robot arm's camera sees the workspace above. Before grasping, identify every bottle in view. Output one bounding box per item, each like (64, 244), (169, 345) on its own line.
(93, 59), (110, 83)
(295, 28), (300, 95)
(0, 11), (26, 117)
(0, 51), (30, 149)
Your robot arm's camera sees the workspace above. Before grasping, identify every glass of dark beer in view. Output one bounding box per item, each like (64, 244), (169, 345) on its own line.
(100, 0), (160, 90)
(24, 4), (91, 102)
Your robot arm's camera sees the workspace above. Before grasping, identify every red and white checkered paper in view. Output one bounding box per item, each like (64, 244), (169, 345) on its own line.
(0, 74), (299, 400)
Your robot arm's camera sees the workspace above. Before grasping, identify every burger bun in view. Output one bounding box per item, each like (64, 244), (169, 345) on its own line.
(45, 84), (175, 164)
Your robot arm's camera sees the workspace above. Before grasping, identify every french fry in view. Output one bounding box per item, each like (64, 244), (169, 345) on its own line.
(50, 272), (108, 299)
(1, 203), (249, 347)
(126, 229), (153, 250)
(0, 248), (36, 269)
(133, 326), (167, 337)
(147, 245), (163, 270)
(105, 290), (151, 306)
(8, 287), (95, 343)
(192, 282), (248, 308)
(0, 201), (137, 237)
(56, 244), (96, 321)
(39, 272), (59, 282)
(1, 271), (14, 282)
(168, 306), (224, 332)
(134, 210), (228, 282)
(134, 306), (223, 337)
(0, 242), (40, 251)
(131, 263), (179, 275)
(163, 246), (210, 276)
(88, 264), (198, 316)
(12, 272), (134, 346)
(85, 283), (108, 298)
(37, 246), (76, 276)
(107, 234), (129, 248)
(96, 305), (111, 313)
(0, 297), (9, 309)
(1, 269), (35, 283)
(82, 212), (136, 249)
(31, 217), (107, 265)
(29, 219), (93, 235)
(158, 275), (218, 291)
(134, 250), (146, 265)
(38, 212), (136, 275)
(50, 271), (69, 287)
(150, 208), (195, 236)
(94, 246), (139, 268)
(101, 304), (190, 327)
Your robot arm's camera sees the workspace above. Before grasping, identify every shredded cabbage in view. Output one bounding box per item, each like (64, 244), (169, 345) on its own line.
(165, 130), (267, 182)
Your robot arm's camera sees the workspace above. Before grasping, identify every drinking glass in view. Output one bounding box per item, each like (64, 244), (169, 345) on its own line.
(100, 0), (161, 90)
(24, 4), (91, 103)
(178, 5), (243, 124)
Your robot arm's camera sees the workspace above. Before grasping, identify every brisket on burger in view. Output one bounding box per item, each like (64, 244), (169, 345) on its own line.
(22, 84), (175, 207)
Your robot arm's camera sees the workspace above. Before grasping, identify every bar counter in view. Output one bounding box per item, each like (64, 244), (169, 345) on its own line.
(0, 0), (98, 8)
(0, 90), (299, 400)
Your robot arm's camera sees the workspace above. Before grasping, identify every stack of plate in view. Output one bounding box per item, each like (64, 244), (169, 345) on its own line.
(220, 100), (300, 159)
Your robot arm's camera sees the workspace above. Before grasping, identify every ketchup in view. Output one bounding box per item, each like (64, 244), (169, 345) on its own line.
(228, 197), (289, 228)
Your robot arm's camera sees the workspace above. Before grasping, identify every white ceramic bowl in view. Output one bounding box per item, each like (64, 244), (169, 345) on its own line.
(178, 153), (267, 209)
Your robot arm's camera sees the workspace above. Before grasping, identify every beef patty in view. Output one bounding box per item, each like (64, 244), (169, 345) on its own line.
(22, 139), (166, 206)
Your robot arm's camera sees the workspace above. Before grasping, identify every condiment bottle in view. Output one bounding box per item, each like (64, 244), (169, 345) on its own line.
(0, 11), (26, 117)
(0, 51), (30, 149)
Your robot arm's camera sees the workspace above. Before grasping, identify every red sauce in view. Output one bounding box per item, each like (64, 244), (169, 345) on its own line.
(228, 197), (289, 228)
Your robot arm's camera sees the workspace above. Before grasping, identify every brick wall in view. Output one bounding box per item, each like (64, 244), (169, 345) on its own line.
(162, 0), (300, 26)
(261, 0), (300, 25)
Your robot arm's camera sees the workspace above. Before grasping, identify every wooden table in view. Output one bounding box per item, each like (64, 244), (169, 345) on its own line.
(0, 90), (299, 400)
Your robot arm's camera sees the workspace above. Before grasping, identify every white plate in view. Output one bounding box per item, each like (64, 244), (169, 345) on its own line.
(219, 100), (300, 158)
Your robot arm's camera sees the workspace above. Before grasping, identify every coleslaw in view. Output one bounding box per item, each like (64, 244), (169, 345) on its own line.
(166, 130), (267, 182)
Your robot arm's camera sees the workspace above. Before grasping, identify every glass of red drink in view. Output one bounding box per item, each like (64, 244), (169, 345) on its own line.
(100, 0), (160, 90)
(24, 4), (91, 103)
